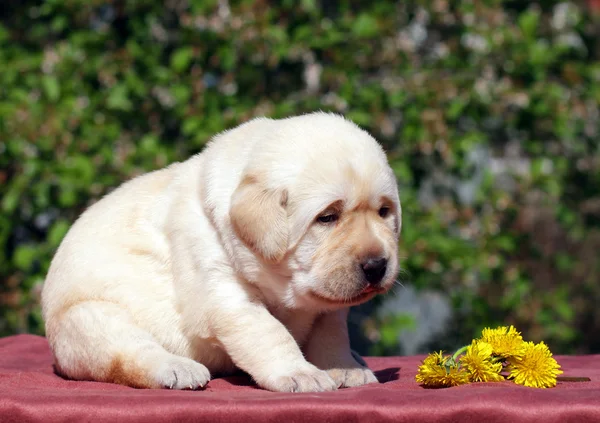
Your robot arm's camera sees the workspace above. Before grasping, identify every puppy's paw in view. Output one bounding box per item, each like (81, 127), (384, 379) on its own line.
(153, 355), (211, 390)
(261, 364), (338, 393)
(327, 367), (379, 388)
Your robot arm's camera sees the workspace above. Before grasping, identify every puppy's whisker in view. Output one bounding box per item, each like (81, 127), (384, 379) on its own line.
(397, 267), (411, 278)
(389, 283), (407, 297)
(393, 279), (405, 289)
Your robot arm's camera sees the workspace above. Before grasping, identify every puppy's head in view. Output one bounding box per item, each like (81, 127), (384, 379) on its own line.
(229, 113), (401, 309)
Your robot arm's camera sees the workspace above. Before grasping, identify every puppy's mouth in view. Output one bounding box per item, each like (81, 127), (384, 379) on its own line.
(309, 286), (386, 306)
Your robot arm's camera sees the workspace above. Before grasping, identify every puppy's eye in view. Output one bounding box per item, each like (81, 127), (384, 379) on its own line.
(317, 213), (339, 224)
(378, 207), (390, 218)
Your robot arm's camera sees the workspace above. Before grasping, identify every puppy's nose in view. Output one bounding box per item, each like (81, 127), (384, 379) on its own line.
(361, 257), (388, 285)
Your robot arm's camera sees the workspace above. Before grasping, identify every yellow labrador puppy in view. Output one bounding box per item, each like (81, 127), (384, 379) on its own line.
(41, 112), (401, 393)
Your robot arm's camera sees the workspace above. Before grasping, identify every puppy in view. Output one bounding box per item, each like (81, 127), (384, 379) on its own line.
(41, 112), (401, 393)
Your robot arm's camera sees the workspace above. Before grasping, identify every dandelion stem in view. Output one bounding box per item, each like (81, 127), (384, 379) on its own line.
(452, 345), (469, 361)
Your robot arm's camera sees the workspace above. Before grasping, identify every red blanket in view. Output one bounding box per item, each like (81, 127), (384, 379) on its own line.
(1, 334), (599, 422)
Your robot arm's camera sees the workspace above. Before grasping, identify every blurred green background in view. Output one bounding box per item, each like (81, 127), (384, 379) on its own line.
(1, 0), (599, 356)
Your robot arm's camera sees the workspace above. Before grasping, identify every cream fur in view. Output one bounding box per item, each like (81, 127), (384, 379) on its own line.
(41, 112), (401, 392)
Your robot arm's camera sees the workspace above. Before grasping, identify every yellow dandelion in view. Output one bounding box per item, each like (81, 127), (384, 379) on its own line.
(416, 351), (469, 388)
(460, 340), (504, 383)
(480, 325), (525, 359)
(507, 341), (563, 388)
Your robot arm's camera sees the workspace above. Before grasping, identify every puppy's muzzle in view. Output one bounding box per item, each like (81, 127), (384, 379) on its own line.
(361, 257), (388, 286)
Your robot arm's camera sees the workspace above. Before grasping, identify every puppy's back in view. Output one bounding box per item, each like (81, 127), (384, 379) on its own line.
(41, 164), (180, 326)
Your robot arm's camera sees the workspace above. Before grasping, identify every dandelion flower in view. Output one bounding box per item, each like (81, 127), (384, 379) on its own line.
(416, 351), (468, 388)
(480, 325), (525, 359)
(507, 341), (563, 388)
(460, 340), (504, 383)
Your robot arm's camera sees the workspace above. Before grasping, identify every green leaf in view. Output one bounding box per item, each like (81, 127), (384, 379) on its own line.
(171, 47), (194, 73)
(347, 110), (371, 126)
(182, 117), (202, 136)
(0, 23), (9, 43)
(106, 84), (132, 111)
(48, 220), (70, 247)
(351, 14), (379, 38)
(58, 185), (78, 207)
(447, 97), (467, 120)
(42, 75), (60, 102)
(519, 9), (540, 39)
(14, 245), (38, 271)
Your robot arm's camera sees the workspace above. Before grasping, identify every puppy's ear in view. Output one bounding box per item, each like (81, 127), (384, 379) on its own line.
(394, 205), (402, 236)
(229, 174), (289, 262)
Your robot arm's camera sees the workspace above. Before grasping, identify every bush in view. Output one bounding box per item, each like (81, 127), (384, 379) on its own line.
(1, 0), (599, 355)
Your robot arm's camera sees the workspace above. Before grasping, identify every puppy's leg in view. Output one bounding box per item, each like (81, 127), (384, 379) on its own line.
(304, 309), (379, 388)
(48, 301), (210, 389)
(351, 349), (368, 367)
(212, 302), (338, 393)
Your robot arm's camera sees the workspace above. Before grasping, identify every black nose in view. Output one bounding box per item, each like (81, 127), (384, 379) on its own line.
(361, 257), (388, 285)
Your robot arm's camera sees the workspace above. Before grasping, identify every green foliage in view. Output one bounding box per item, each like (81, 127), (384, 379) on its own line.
(1, 1), (599, 355)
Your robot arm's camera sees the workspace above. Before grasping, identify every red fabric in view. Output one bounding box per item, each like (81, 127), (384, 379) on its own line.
(1, 335), (599, 422)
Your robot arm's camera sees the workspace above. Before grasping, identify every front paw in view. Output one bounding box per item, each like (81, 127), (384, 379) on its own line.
(327, 367), (379, 388)
(259, 363), (339, 393)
